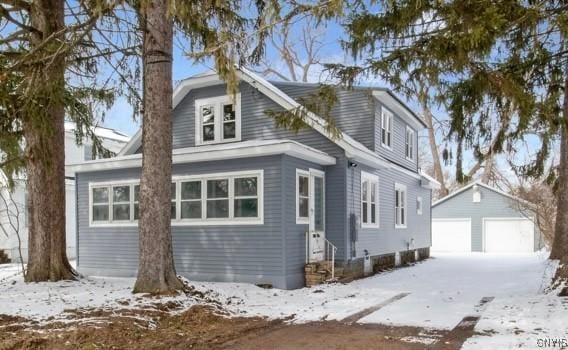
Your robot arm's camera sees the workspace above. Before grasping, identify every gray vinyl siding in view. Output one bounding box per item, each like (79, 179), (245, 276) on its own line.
(170, 81), (349, 260)
(432, 186), (540, 252)
(273, 82), (375, 150)
(346, 163), (431, 258)
(374, 102), (419, 172)
(77, 155), (323, 289)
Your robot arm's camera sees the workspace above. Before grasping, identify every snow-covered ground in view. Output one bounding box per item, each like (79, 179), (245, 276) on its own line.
(1, 252), (566, 348)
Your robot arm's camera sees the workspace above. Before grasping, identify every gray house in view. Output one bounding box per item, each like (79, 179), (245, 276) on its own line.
(432, 181), (541, 253)
(67, 68), (438, 289)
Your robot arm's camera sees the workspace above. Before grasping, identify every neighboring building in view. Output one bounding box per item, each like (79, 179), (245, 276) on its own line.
(67, 68), (439, 289)
(0, 122), (130, 262)
(431, 181), (542, 253)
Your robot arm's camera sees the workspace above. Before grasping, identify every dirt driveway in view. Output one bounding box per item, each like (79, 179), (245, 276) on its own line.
(0, 305), (483, 350)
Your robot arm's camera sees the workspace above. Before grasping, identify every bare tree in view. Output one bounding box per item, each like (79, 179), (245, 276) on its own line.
(0, 183), (26, 274)
(254, 17), (327, 83)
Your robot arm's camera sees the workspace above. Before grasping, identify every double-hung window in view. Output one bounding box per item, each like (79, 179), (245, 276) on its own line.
(405, 126), (415, 161)
(195, 94), (241, 145)
(381, 108), (393, 149)
(361, 171), (379, 228)
(296, 170), (309, 224)
(89, 170), (263, 226)
(395, 183), (407, 228)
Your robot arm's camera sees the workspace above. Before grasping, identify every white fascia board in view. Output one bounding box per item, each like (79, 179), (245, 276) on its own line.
(419, 171), (442, 189)
(372, 91), (425, 130)
(68, 140), (336, 173)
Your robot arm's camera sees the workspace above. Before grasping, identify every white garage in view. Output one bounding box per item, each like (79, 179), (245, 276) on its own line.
(483, 218), (535, 253)
(432, 218), (471, 252)
(431, 181), (541, 253)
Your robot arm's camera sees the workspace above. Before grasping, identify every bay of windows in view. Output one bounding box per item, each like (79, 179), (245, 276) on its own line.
(90, 170), (262, 226)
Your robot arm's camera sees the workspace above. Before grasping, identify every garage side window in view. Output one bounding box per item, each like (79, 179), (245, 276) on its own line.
(296, 170), (309, 224)
(395, 183), (407, 228)
(361, 171), (379, 228)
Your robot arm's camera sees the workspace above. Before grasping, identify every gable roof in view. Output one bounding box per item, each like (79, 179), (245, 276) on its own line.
(118, 67), (426, 179)
(432, 181), (531, 208)
(271, 81), (427, 129)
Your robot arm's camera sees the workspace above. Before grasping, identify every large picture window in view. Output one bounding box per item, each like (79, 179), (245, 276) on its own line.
(395, 183), (407, 228)
(89, 170), (263, 226)
(381, 108), (393, 149)
(195, 95), (241, 145)
(361, 171), (379, 228)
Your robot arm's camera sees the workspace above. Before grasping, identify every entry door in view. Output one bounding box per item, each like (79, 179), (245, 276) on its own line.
(309, 169), (325, 262)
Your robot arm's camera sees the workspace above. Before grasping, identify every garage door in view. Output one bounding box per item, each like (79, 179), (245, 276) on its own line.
(432, 218), (471, 252)
(484, 218), (534, 253)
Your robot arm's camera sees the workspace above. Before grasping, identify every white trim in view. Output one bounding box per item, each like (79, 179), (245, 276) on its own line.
(432, 218), (472, 252)
(405, 126), (415, 162)
(380, 107), (393, 150)
(88, 169), (264, 227)
(361, 171), (379, 228)
(194, 94), (242, 145)
(482, 217), (536, 253)
(296, 169), (310, 224)
(417, 196), (423, 215)
(432, 181), (533, 208)
(68, 140), (336, 174)
(394, 183), (407, 229)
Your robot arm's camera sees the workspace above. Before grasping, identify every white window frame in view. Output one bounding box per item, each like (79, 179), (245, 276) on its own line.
(417, 196), (423, 215)
(88, 170), (263, 227)
(361, 171), (379, 228)
(395, 183), (407, 229)
(381, 107), (393, 149)
(296, 169), (310, 224)
(194, 94), (241, 145)
(405, 126), (415, 161)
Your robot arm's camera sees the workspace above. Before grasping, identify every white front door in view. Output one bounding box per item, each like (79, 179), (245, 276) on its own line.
(308, 169), (325, 262)
(484, 218), (534, 253)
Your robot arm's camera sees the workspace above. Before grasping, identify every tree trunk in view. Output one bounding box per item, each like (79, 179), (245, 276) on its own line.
(133, 0), (183, 294)
(25, 0), (75, 282)
(455, 135), (465, 184)
(550, 61), (568, 294)
(420, 95), (448, 197)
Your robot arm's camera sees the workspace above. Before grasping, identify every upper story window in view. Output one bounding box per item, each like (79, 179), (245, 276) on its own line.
(395, 183), (407, 228)
(381, 108), (393, 149)
(89, 170), (263, 226)
(405, 126), (415, 161)
(195, 94), (241, 145)
(361, 171), (379, 228)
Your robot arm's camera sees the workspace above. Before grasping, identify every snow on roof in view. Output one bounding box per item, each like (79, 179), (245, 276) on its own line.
(64, 121), (130, 143)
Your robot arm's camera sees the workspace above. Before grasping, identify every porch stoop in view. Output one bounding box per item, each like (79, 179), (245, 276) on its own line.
(304, 247), (431, 287)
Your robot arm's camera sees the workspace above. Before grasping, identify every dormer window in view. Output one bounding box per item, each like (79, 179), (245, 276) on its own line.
(195, 94), (241, 145)
(381, 108), (393, 149)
